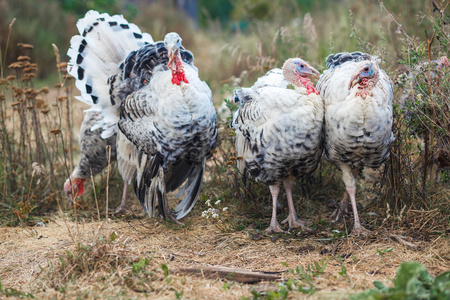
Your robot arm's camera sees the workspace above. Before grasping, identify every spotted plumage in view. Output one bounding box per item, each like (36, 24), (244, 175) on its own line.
(64, 112), (129, 213)
(232, 58), (324, 233)
(67, 11), (217, 221)
(317, 51), (394, 236)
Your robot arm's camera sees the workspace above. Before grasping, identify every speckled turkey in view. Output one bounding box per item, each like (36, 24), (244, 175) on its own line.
(316, 52), (395, 236)
(67, 11), (217, 222)
(232, 58), (324, 233)
(63, 111), (129, 214)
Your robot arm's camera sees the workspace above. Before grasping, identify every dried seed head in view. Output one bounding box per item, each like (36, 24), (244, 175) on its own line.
(54, 83), (63, 88)
(41, 108), (50, 114)
(8, 62), (23, 69)
(36, 96), (45, 108)
(18, 43), (34, 49)
(32, 162), (46, 176)
(57, 62), (68, 69)
(50, 129), (61, 135)
(17, 55), (31, 61)
(0, 95), (5, 101)
(39, 87), (49, 94)
(24, 67), (38, 73)
(7, 75), (16, 81)
(57, 96), (67, 101)
(0, 79), (9, 86)
(11, 102), (21, 107)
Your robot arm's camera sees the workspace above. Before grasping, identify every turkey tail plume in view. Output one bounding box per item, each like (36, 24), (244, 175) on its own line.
(67, 10), (154, 137)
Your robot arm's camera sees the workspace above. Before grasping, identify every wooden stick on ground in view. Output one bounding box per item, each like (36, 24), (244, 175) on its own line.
(175, 266), (282, 283)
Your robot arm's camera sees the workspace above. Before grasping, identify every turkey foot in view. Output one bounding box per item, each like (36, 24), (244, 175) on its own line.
(168, 210), (184, 226)
(281, 215), (311, 232)
(111, 183), (129, 215)
(351, 223), (371, 236)
(265, 220), (285, 234)
(111, 203), (128, 215)
(331, 191), (349, 223)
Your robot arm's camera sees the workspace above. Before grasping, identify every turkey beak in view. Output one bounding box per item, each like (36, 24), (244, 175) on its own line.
(168, 46), (176, 66)
(349, 73), (360, 90)
(308, 66), (320, 79)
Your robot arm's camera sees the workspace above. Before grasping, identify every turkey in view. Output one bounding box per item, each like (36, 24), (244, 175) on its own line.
(67, 11), (217, 222)
(63, 111), (128, 214)
(232, 58), (323, 233)
(316, 52), (394, 236)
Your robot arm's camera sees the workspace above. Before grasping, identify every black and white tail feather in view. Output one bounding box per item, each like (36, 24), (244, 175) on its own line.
(67, 10), (154, 138)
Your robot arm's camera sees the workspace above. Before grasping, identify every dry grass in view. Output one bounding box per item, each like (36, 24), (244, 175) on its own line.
(0, 213), (448, 299)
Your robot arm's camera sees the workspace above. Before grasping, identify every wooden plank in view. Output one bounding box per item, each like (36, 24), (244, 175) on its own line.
(175, 266), (282, 283)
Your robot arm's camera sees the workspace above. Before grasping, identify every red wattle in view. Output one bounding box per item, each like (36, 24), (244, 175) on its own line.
(171, 70), (189, 85)
(299, 77), (319, 95)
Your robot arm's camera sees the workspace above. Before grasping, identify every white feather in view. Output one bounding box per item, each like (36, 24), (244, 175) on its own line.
(67, 10), (154, 128)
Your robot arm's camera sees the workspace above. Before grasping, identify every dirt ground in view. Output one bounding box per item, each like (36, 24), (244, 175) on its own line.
(0, 207), (448, 299)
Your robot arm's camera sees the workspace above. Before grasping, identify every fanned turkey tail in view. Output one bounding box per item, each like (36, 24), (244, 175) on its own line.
(67, 10), (154, 137)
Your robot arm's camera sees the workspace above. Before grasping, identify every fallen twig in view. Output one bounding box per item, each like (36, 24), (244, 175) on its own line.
(175, 266), (282, 283)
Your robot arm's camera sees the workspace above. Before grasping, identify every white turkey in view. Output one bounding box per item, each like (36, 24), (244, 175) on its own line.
(67, 11), (217, 222)
(316, 52), (394, 236)
(232, 58), (323, 233)
(63, 111), (128, 214)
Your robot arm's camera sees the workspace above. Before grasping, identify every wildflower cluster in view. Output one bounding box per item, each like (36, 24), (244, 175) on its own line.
(201, 199), (231, 232)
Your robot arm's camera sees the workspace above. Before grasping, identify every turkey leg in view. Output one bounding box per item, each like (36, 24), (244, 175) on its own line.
(265, 185), (284, 233)
(341, 164), (371, 236)
(281, 176), (311, 231)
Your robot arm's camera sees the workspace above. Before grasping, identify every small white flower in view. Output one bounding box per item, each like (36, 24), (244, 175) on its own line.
(223, 207), (228, 211)
(215, 200), (221, 205)
(212, 213), (219, 219)
(31, 162), (45, 177)
(205, 199), (211, 205)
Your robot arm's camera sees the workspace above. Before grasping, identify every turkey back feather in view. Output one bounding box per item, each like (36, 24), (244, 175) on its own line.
(325, 52), (372, 68)
(112, 42), (195, 103)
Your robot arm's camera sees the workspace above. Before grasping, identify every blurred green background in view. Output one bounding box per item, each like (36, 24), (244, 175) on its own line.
(0, 0), (433, 85)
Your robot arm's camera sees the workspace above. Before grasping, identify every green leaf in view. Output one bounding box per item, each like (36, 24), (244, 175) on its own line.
(161, 263), (169, 278)
(393, 262), (433, 291)
(110, 231), (117, 242)
(373, 281), (387, 291)
(430, 271), (450, 300)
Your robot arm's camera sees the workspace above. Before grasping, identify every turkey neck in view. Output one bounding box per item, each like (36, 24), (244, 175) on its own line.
(168, 49), (189, 85)
(282, 68), (318, 95)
